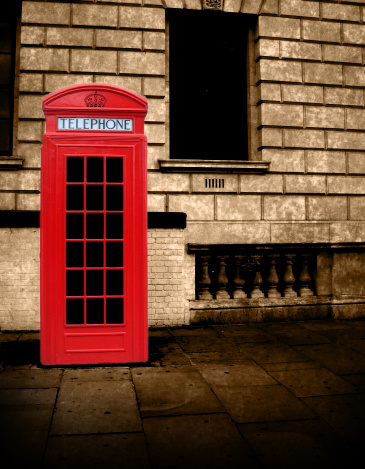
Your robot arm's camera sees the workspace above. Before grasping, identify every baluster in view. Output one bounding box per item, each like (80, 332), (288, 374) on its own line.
(299, 253), (314, 296)
(215, 255), (230, 300)
(283, 253), (297, 297)
(250, 254), (265, 298)
(198, 255), (213, 300)
(267, 254), (281, 298)
(232, 254), (247, 299)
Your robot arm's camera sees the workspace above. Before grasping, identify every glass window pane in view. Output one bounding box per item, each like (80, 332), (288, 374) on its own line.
(106, 185), (123, 211)
(66, 242), (84, 268)
(66, 270), (84, 296)
(0, 121), (9, 151)
(66, 213), (84, 239)
(86, 213), (104, 239)
(106, 298), (123, 324)
(86, 298), (104, 324)
(86, 242), (104, 267)
(106, 242), (123, 267)
(106, 157), (123, 182)
(86, 185), (103, 211)
(67, 185), (83, 211)
(67, 157), (84, 183)
(0, 55), (11, 84)
(66, 299), (84, 325)
(86, 270), (104, 296)
(87, 157), (103, 182)
(106, 213), (123, 239)
(106, 270), (123, 296)
(0, 89), (10, 118)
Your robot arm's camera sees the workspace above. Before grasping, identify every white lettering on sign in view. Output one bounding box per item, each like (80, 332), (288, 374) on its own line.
(58, 117), (133, 131)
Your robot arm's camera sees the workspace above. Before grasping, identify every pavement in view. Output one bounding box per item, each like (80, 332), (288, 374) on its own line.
(1, 320), (365, 469)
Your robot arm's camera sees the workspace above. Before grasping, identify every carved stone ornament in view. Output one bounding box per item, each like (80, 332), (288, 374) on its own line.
(203, 0), (223, 10)
(84, 92), (107, 107)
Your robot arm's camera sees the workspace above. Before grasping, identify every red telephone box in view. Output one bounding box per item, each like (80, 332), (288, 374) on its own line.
(40, 84), (148, 365)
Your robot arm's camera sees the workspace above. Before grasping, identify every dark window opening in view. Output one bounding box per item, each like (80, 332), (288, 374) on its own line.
(168, 9), (249, 160)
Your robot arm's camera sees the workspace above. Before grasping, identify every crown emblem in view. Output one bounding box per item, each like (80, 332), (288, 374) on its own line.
(84, 92), (107, 107)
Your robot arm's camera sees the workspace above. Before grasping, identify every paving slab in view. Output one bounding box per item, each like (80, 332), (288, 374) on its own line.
(131, 365), (224, 417)
(294, 343), (365, 375)
(143, 413), (260, 469)
(269, 367), (359, 397)
(238, 419), (356, 469)
(196, 362), (276, 387)
(62, 367), (131, 382)
(168, 326), (219, 337)
(339, 338), (365, 355)
(303, 393), (365, 448)
(237, 341), (308, 364)
(51, 379), (142, 434)
(148, 337), (190, 366)
(213, 384), (316, 423)
(187, 350), (249, 363)
(213, 325), (277, 343)
(261, 360), (321, 372)
(0, 367), (62, 388)
(255, 323), (331, 345)
(342, 373), (365, 391)
(173, 335), (239, 353)
(43, 433), (150, 469)
(0, 387), (57, 405)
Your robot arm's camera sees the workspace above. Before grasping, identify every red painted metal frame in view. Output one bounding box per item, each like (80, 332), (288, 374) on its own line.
(41, 84), (148, 365)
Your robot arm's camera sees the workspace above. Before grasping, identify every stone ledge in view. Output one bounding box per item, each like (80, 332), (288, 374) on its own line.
(0, 157), (24, 170)
(159, 159), (270, 173)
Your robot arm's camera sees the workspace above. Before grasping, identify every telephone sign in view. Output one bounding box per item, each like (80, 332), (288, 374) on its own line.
(40, 84), (148, 365)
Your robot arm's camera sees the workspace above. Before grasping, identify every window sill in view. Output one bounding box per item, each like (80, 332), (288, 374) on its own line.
(159, 159), (270, 174)
(0, 157), (24, 170)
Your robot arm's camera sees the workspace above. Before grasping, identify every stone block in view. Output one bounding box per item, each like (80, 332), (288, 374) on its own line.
(270, 223), (330, 243)
(259, 103), (303, 127)
(281, 41), (321, 61)
(347, 109), (365, 130)
(119, 51), (165, 75)
(304, 63), (342, 85)
(46, 27), (93, 47)
(280, 0), (319, 18)
(18, 121), (43, 142)
(148, 194), (165, 212)
(349, 197), (365, 220)
(143, 77), (165, 97)
(258, 59), (302, 82)
(308, 196), (347, 220)
(21, 26), (44, 45)
(20, 48), (69, 72)
(148, 173), (189, 192)
(259, 128), (283, 147)
(348, 152), (365, 174)
(256, 16), (300, 39)
(192, 174), (238, 193)
(0, 171), (40, 191)
(264, 149), (305, 173)
(185, 0), (202, 9)
(328, 131), (365, 151)
(147, 145), (165, 169)
(0, 193), (15, 210)
(16, 193), (40, 211)
(18, 95), (44, 119)
(164, 0), (184, 7)
(240, 174), (283, 193)
(216, 195), (261, 220)
(71, 50), (117, 74)
(95, 30), (142, 50)
(255, 39), (279, 58)
(96, 76), (142, 94)
(322, 3), (360, 22)
(307, 151), (346, 174)
(344, 66), (365, 87)
(242, 0), (262, 14)
(144, 124), (165, 144)
(333, 252), (365, 296)
(264, 195), (306, 220)
(324, 88), (363, 107)
(330, 222), (365, 243)
(223, 0), (241, 13)
(259, 84), (281, 102)
(302, 20), (341, 43)
(260, 0), (278, 14)
(44, 74), (93, 93)
(119, 6), (165, 30)
(305, 106), (344, 129)
(19, 73), (43, 93)
(343, 24), (365, 45)
(146, 99), (165, 123)
(72, 4), (118, 27)
(284, 129), (324, 148)
(17, 143), (41, 168)
(282, 85), (323, 104)
(169, 195), (214, 220)
(143, 32), (165, 51)
(186, 222), (271, 244)
(285, 175), (326, 194)
(323, 45), (362, 64)
(22, 2), (70, 25)
(328, 176), (365, 194)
